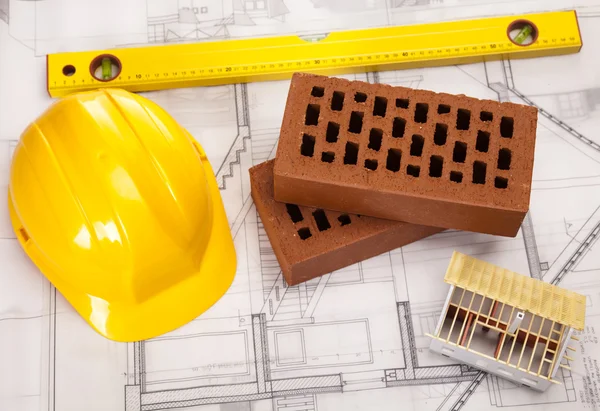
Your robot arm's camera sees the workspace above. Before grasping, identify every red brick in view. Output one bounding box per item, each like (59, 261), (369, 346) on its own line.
(273, 73), (538, 237)
(250, 160), (442, 285)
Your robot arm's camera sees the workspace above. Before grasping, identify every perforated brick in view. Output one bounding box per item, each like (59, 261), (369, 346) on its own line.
(273, 73), (538, 237)
(250, 160), (442, 285)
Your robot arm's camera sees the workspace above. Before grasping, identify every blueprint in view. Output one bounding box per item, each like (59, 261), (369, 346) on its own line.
(1, 0), (600, 410)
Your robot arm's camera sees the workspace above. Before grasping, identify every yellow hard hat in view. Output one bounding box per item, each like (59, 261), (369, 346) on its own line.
(8, 88), (237, 342)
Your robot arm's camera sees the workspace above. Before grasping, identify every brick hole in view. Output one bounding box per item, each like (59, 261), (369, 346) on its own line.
(438, 104), (451, 114)
(321, 151), (335, 163)
(450, 171), (463, 183)
(476, 130), (490, 152)
(338, 214), (351, 226)
(349, 111), (364, 134)
(434, 123), (448, 146)
(297, 227), (312, 240)
(326, 122), (340, 143)
(453, 141), (467, 163)
(305, 104), (320, 126)
(355, 92), (367, 103)
(456, 109), (471, 130)
(313, 209), (331, 232)
(473, 161), (487, 184)
(285, 204), (304, 223)
(414, 103), (428, 123)
(386, 148), (401, 172)
(311, 86), (325, 97)
(480, 111), (493, 122)
(343, 141), (359, 165)
(392, 117), (406, 138)
(373, 96), (388, 117)
(429, 155), (443, 178)
(300, 133), (315, 157)
(500, 117), (514, 138)
(331, 91), (345, 111)
(364, 159), (378, 171)
(368, 128), (383, 151)
(407, 164), (420, 177)
(410, 134), (424, 156)
(396, 98), (409, 109)
(495, 176), (508, 189)
(498, 148), (512, 170)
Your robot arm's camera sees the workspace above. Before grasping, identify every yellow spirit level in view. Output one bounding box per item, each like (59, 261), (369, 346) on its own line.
(46, 10), (582, 97)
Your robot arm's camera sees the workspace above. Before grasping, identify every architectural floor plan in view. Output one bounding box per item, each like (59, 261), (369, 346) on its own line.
(1, 1), (599, 410)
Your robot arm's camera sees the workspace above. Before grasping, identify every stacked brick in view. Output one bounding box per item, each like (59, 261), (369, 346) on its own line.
(250, 160), (442, 285)
(250, 72), (538, 285)
(272, 73), (538, 237)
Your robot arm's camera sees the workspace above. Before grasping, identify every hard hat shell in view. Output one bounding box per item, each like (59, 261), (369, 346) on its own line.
(8, 88), (237, 342)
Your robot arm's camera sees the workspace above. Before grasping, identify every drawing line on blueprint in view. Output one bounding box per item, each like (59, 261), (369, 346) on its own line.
(2, 2), (600, 411)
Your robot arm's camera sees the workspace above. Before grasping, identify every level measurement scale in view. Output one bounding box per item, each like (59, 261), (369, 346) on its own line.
(46, 10), (582, 97)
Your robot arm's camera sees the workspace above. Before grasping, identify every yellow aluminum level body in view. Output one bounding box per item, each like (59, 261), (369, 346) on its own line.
(47, 10), (582, 97)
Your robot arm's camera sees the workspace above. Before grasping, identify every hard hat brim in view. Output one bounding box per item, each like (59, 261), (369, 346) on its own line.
(8, 146), (237, 343)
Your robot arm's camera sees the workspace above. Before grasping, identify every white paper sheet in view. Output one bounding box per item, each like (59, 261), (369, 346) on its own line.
(1, 1), (599, 410)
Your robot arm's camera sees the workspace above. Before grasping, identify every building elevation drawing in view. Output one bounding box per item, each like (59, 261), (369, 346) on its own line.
(1, 1), (599, 411)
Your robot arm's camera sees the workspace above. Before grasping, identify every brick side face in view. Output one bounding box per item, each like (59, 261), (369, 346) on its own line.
(273, 73), (538, 236)
(250, 160), (442, 285)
